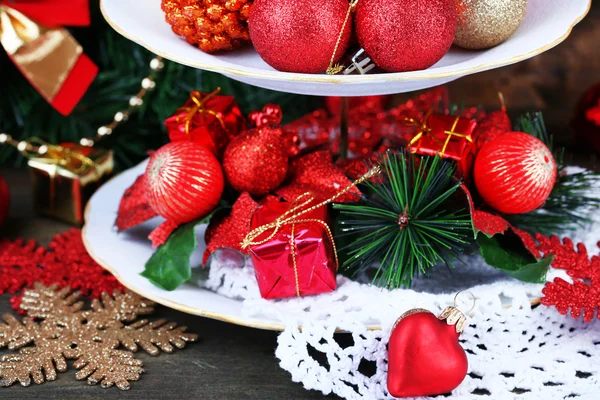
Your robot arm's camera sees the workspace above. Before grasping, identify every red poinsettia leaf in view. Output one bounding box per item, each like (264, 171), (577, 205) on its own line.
(277, 151), (361, 204)
(473, 210), (510, 237)
(203, 192), (259, 264)
(149, 219), (180, 248)
(115, 174), (158, 232)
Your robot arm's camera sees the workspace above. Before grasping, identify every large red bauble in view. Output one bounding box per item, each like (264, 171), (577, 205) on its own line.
(249, 0), (351, 73)
(474, 132), (557, 214)
(355, 0), (456, 72)
(388, 310), (468, 398)
(145, 142), (224, 224)
(223, 125), (288, 196)
(0, 175), (9, 227)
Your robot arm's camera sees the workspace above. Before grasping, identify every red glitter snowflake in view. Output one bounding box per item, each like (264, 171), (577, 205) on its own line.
(0, 229), (123, 311)
(537, 234), (600, 322)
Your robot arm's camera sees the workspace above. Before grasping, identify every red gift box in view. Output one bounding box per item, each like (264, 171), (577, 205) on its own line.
(407, 112), (478, 178)
(165, 89), (245, 157)
(247, 201), (337, 300)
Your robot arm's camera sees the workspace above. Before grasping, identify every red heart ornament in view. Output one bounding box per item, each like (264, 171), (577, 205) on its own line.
(387, 309), (468, 398)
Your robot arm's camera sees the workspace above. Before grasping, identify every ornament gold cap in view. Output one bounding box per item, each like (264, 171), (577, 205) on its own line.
(438, 290), (476, 334)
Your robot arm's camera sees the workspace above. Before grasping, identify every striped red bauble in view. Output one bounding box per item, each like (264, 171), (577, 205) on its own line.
(474, 132), (557, 214)
(145, 142), (224, 223)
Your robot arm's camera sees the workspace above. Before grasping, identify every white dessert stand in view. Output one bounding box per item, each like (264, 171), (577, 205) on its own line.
(86, 0), (590, 331)
(100, 0), (590, 96)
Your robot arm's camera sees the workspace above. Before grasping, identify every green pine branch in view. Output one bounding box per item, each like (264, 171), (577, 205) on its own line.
(333, 150), (473, 289)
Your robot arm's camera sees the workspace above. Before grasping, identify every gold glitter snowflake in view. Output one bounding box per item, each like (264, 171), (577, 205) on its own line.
(0, 283), (197, 390)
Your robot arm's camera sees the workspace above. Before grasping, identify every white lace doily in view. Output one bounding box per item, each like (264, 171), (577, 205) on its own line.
(200, 168), (600, 400)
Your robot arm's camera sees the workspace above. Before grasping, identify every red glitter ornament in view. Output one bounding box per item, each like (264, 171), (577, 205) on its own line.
(537, 234), (600, 322)
(388, 307), (469, 398)
(203, 192), (259, 263)
(115, 174), (158, 232)
(276, 151), (360, 203)
(146, 142), (224, 224)
(355, 0), (456, 72)
(223, 125), (288, 196)
(161, 0), (252, 53)
(474, 132), (557, 214)
(475, 109), (512, 151)
(249, 0), (352, 73)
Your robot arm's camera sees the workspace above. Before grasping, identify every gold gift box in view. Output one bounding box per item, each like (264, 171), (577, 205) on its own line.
(28, 148), (114, 226)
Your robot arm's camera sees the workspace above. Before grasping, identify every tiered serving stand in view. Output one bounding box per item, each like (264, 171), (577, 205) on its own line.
(83, 0), (591, 331)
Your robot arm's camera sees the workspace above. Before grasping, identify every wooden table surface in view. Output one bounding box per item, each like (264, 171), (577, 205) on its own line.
(0, 169), (333, 400)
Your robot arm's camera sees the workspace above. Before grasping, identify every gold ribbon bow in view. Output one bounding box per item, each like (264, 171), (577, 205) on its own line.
(407, 111), (473, 157)
(241, 166), (381, 297)
(176, 88), (226, 134)
(21, 139), (97, 176)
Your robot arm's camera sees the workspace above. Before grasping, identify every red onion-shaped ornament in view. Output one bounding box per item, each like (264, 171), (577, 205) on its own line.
(248, 0), (352, 73)
(223, 125), (288, 196)
(145, 142), (224, 223)
(388, 307), (469, 398)
(474, 132), (557, 214)
(355, 0), (456, 72)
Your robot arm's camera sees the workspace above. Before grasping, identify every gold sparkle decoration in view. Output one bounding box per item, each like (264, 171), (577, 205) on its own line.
(454, 0), (528, 50)
(0, 283), (197, 390)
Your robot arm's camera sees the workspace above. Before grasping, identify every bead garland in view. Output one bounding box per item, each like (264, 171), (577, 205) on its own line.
(0, 56), (164, 156)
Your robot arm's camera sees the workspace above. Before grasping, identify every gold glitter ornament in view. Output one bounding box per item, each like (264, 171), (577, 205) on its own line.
(0, 283), (197, 390)
(454, 0), (527, 50)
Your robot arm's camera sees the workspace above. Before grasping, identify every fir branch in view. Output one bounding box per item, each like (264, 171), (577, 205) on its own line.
(507, 113), (600, 234)
(334, 151), (473, 289)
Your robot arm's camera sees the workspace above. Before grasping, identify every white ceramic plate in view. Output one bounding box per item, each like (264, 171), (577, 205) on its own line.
(84, 162), (545, 332)
(100, 0), (590, 96)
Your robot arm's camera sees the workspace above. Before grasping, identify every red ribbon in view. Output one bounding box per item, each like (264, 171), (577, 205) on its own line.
(1, 0), (98, 116)
(4, 0), (91, 27)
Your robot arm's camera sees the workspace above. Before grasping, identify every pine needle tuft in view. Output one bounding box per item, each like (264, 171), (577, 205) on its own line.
(334, 150), (473, 289)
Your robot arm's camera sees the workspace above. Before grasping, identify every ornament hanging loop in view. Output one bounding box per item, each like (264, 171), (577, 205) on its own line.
(326, 0), (359, 75)
(453, 290), (476, 314)
(439, 290), (476, 334)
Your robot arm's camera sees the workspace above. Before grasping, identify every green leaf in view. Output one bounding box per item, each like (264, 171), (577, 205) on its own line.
(476, 234), (551, 283)
(141, 218), (207, 291)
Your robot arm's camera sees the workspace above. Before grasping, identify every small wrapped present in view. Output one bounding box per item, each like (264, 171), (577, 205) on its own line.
(28, 144), (113, 226)
(406, 112), (478, 178)
(165, 89), (245, 157)
(245, 201), (337, 299)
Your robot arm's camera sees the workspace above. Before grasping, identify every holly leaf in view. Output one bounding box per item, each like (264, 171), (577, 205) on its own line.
(477, 233), (551, 284)
(141, 215), (211, 291)
(462, 185), (549, 283)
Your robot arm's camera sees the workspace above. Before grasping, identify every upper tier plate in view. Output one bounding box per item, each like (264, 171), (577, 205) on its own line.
(101, 0), (590, 96)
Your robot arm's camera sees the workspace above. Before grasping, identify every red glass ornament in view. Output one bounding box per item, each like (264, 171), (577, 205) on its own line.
(355, 0), (456, 72)
(474, 132), (557, 214)
(388, 308), (468, 398)
(0, 175), (10, 227)
(223, 125), (288, 196)
(249, 0), (351, 73)
(145, 142), (224, 224)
